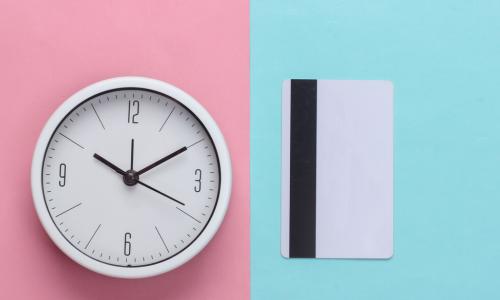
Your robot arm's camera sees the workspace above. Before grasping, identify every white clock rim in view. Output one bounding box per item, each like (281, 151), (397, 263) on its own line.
(31, 76), (232, 279)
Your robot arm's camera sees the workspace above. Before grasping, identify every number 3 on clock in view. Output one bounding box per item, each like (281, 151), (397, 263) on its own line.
(194, 169), (202, 192)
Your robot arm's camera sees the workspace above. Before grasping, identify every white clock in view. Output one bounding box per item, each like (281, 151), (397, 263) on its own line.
(31, 77), (231, 278)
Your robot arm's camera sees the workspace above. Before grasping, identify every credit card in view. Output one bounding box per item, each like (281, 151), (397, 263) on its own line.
(281, 79), (393, 259)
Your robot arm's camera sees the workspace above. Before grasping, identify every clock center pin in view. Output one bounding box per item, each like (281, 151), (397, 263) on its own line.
(123, 169), (139, 186)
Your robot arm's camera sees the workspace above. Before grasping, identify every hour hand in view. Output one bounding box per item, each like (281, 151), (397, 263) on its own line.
(93, 153), (126, 175)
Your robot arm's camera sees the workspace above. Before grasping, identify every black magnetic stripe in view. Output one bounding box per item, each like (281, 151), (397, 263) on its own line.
(289, 79), (317, 258)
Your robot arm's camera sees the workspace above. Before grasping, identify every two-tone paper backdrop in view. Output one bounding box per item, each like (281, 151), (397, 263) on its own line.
(1, 0), (500, 299)
(251, 0), (500, 299)
(0, 0), (248, 299)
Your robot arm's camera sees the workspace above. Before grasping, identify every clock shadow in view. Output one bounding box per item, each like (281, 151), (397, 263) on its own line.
(35, 226), (214, 300)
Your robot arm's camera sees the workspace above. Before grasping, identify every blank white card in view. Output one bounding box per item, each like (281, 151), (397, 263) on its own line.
(281, 80), (393, 259)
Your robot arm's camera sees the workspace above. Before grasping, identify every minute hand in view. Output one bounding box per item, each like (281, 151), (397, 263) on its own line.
(136, 146), (187, 176)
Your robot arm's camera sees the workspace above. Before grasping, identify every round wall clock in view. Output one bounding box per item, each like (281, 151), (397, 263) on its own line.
(31, 77), (231, 278)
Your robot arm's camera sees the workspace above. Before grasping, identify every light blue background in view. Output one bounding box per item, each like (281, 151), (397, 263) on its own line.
(250, 1), (500, 298)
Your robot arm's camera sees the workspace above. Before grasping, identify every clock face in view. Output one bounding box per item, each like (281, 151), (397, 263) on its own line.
(40, 87), (221, 268)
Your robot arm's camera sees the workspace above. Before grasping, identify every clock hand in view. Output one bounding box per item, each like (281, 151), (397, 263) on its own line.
(136, 180), (185, 206)
(93, 152), (184, 206)
(130, 138), (135, 170)
(136, 146), (187, 176)
(93, 153), (126, 175)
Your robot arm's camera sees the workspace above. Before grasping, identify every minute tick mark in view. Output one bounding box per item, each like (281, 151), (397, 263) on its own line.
(55, 202), (82, 218)
(84, 224), (102, 249)
(155, 225), (170, 253)
(158, 107), (176, 132)
(59, 132), (85, 149)
(91, 103), (106, 130)
(176, 207), (201, 224)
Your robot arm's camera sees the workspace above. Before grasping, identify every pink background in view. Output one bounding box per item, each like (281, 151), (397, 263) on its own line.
(0, 0), (249, 299)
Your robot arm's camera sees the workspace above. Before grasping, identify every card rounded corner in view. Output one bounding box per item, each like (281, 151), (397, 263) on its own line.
(280, 248), (290, 259)
(383, 80), (394, 91)
(382, 249), (394, 260)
